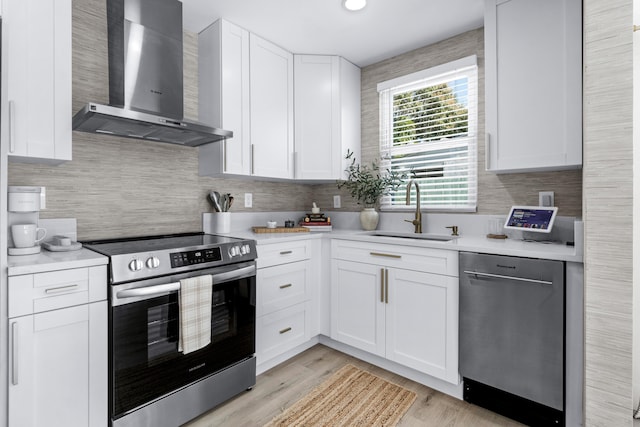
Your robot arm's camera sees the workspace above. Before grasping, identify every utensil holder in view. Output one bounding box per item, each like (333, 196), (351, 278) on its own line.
(213, 212), (231, 234)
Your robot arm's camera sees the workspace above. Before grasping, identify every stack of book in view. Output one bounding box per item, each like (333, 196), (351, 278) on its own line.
(300, 213), (332, 232)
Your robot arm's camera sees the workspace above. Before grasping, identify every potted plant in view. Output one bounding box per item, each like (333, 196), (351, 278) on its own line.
(337, 150), (406, 230)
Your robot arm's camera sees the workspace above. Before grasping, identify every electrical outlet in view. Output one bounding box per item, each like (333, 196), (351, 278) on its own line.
(539, 191), (554, 207)
(244, 193), (252, 208)
(333, 195), (341, 209)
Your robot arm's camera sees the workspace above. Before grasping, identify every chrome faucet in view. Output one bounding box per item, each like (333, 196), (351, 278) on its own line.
(404, 180), (422, 233)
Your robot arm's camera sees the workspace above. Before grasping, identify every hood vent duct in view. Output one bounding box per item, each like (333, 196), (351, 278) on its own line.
(72, 0), (232, 146)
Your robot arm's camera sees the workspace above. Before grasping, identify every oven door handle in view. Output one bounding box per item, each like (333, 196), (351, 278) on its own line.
(116, 282), (181, 299)
(211, 265), (256, 283)
(115, 265), (256, 300)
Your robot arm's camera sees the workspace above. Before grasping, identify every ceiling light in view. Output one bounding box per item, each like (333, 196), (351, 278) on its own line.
(343, 0), (366, 12)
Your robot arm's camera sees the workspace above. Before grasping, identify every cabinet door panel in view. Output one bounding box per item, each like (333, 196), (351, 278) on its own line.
(5, 0), (71, 162)
(257, 260), (310, 316)
(9, 305), (91, 427)
(485, 0), (581, 172)
(249, 34), (294, 179)
(386, 269), (459, 384)
(331, 260), (385, 356)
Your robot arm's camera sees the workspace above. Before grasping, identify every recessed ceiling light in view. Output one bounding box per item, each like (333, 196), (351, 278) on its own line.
(343, 0), (366, 12)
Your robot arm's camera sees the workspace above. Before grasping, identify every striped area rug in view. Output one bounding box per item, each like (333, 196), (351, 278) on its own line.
(265, 364), (417, 427)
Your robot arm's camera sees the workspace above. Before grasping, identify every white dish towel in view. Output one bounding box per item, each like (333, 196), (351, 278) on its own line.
(178, 275), (213, 354)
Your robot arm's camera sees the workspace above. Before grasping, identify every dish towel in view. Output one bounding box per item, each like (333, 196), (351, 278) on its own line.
(178, 275), (213, 354)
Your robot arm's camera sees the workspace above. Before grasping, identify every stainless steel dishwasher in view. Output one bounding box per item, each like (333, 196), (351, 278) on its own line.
(459, 252), (565, 426)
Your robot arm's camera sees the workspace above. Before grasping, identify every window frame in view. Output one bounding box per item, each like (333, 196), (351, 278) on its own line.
(377, 55), (478, 212)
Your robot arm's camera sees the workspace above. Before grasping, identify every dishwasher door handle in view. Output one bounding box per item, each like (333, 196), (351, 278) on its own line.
(463, 270), (553, 286)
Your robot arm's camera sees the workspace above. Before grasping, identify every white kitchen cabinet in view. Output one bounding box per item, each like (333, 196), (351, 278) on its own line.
(198, 19), (251, 176)
(331, 240), (459, 384)
(3, 0), (72, 164)
(8, 266), (108, 427)
(484, 0), (582, 173)
(250, 34), (295, 179)
(294, 55), (361, 180)
(198, 21), (294, 180)
(256, 239), (318, 369)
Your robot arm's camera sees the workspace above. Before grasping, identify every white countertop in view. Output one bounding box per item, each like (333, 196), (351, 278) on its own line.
(229, 229), (582, 263)
(8, 248), (108, 276)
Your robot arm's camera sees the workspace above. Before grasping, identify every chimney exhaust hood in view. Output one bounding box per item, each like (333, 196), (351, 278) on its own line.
(72, 0), (232, 146)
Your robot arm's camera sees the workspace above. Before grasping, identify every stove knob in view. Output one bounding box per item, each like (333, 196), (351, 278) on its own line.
(128, 259), (143, 272)
(146, 256), (160, 269)
(240, 245), (248, 255)
(229, 246), (239, 257)
(243, 244), (251, 254)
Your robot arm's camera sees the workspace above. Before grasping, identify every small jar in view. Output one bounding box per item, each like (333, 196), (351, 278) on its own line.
(284, 220), (295, 228)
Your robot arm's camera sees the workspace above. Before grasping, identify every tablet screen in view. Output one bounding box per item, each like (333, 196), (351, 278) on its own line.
(504, 206), (558, 233)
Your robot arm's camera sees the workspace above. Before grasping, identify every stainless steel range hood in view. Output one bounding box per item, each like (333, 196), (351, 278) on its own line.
(72, 0), (232, 146)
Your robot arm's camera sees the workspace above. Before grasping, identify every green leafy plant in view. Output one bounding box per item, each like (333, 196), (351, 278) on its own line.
(337, 150), (406, 207)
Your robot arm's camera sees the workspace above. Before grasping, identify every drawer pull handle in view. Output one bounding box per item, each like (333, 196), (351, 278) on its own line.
(45, 284), (79, 294)
(370, 252), (401, 259)
(280, 250), (293, 255)
(380, 269), (384, 302)
(279, 327), (292, 334)
(279, 283), (292, 289)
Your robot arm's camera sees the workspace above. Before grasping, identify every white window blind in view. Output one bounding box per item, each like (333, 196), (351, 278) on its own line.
(378, 55), (478, 211)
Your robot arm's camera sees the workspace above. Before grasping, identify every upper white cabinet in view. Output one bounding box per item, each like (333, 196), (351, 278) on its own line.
(484, 0), (582, 173)
(198, 20), (251, 176)
(294, 55), (361, 180)
(4, 0), (72, 164)
(249, 34), (295, 179)
(199, 20), (294, 179)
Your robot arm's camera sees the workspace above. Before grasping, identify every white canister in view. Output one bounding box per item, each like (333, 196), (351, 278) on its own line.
(213, 212), (231, 234)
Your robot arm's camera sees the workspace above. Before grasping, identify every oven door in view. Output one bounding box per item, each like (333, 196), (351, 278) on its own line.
(110, 261), (256, 420)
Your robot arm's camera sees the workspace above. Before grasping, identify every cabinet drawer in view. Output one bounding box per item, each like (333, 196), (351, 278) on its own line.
(9, 266), (107, 318)
(257, 302), (310, 363)
(257, 260), (310, 317)
(331, 239), (458, 276)
(257, 239), (312, 268)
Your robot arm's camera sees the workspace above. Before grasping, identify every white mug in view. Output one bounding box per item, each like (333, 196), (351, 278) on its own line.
(11, 224), (47, 248)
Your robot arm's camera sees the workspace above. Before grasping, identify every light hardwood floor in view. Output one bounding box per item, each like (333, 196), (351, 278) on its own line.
(184, 344), (523, 426)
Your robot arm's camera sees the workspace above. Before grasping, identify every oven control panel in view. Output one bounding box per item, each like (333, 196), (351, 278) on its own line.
(170, 248), (222, 268)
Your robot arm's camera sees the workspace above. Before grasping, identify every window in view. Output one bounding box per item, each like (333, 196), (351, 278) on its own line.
(378, 55), (478, 211)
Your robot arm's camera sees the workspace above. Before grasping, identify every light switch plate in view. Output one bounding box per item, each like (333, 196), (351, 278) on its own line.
(333, 195), (341, 209)
(539, 191), (554, 207)
(244, 193), (252, 208)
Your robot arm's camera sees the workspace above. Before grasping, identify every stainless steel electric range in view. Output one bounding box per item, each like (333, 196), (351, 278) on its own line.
(83, 232), (257, 427)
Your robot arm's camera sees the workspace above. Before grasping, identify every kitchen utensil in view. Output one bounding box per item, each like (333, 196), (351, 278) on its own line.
(208, 191), (222, 212)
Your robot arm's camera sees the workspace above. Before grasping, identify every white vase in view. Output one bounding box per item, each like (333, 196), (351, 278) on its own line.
(359, 208), (379, 231)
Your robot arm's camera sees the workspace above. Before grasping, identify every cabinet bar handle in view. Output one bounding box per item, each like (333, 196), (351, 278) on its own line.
(279, 327), (292, 334)
(279, 283), (292, 289)
(223, 140), (228, 172)
(380, 269), (384, 302)
(44, 284), (79, 294)
(11, 322), (18, 385)
(485, 132), (490, 170)
(251, 144), (255, 175)
(280, 250), (293, 255)
(9, 100), (15, 153)
(385, 269), (389, 304)
(463, 270), (553, 286)
(370, 252), (401, 259)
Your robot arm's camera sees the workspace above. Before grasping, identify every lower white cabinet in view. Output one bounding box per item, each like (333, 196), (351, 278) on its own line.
(8, 265), (107, 427)
(331, 240), (459, 384)
(256, 240), (318, 368)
